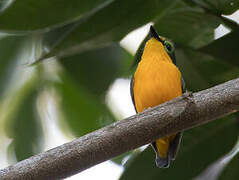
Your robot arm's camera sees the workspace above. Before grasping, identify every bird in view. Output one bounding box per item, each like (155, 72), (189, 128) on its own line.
(130, 25), (185, 168)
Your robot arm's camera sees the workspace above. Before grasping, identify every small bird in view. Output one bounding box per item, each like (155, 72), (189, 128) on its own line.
(130, 26), (185, 168)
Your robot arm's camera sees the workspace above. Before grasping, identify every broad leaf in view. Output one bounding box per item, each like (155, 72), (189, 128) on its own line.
(39, 0), (178, 60)
(59, 44), (133, 96)
(195, 0), (239, 15)
(0, 0), (109, 31)
(176, 48), (239, 91)
(5, 78), (43, 162)
(0, 35), (26, 98)
(175, 49), (211, 91)
(219, 152), (239, 180)
(154, 1), (220, 49)
(199, 30), (239, 66)
(54, 73), (115, 137)
(133, 0), (219, 67)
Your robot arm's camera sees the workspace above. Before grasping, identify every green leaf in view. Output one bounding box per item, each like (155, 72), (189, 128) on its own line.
(154, 1), (220, 48)
(5, 77), (43, 162)
(0, 35), (45, 162)
(54, 73), (115, 137)
(195, 0), (239, 15)
(176, 48), (239, 91)
(219, 152), (239, 180)
(221, 0), (239, 14)
(133, 1), (219, 68)
(0, 35), (26, 98)
(0, 0), (12, 13)
(0, 0), (109, 31)
(199, 30), (239, 66)
(59, 44), (133, 96)
(39, 0), (178, 60)
(175, 49), (211, 91)
(120, 115), (239, 180)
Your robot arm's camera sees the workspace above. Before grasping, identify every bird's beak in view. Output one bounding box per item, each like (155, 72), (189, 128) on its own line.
(150, 25), (163, 43)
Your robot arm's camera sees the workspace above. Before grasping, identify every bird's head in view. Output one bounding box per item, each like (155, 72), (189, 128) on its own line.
(142, 26), (176, 65)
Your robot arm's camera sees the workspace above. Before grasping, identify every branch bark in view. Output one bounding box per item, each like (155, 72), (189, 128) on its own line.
(1, 78), (239, 180)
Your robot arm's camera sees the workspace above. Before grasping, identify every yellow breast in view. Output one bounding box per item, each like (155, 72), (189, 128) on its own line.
(133, 38), (182, 113)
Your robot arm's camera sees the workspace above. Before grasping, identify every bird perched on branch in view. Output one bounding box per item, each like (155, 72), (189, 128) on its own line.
(130, 26), (185, 168)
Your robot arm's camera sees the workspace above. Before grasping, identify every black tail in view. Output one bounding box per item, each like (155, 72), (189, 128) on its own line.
(169, 132), (183, 160)
(155, 155), (170, 168)
(152, 132), (183, 168)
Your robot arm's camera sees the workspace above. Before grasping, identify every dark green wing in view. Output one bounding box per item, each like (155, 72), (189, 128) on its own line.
(169, 65), (185, 162)
(169, 132), (183, 160)
(130, 77), (137, 113)
(166, 49), (186, 93)
(181, 76), (186, 93)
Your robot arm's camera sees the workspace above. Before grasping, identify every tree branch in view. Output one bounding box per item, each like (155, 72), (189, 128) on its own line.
(1, 78), (239, 180)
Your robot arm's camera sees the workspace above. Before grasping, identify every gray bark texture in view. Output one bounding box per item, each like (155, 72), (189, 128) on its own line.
(1, 77), (239, 180)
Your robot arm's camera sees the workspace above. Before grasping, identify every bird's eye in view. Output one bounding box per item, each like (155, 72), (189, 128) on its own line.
(164, 41), (174, 54)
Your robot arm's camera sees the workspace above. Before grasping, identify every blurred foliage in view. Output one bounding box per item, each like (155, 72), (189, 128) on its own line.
(200, 30), (239, 65)
(0, 35), (26, 97)
(40, 0), (177, 60)
(54, 73), (115, 137)
(6, 88), (43, 162)
(219, 150), (239, 179)
(0, 0), (239, 180)
(59, 44), (132, 96)
(0, 0), (108, 31)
